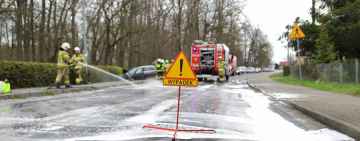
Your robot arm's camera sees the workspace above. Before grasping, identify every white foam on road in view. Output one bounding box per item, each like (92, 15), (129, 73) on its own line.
(66, 125), (258, 141)
(66, 132), (170, 141)
(196, 84), (214, 91)
(66, 83), (354, 141)
(239, 87), (354, 141)
(271, 92), (305, 99)
(307, 128), (355, 141)
(132, 79), (164, 90)
(67, 130), (258, 141)
(40, 125), (64, 131)
(123, 99), (176, 124)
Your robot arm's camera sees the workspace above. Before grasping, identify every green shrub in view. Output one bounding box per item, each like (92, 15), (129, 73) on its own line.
(283, 65), (290, 76)
(86, 65), (124, 83)
(99, 65), (123, 75)
(0, 60), (124, 88)
(0, 60), (57, 88)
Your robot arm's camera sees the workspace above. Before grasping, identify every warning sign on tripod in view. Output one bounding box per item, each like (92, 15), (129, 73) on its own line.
(163, 51), (198, 87)
(143, 51), (214, 141)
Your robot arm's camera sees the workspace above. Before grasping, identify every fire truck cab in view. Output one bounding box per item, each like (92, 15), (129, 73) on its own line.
(190, 40), (231, 81)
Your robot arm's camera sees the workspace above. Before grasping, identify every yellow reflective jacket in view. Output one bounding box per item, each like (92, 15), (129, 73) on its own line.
(71, 54), (85, 69)
(2, 82), (11, 94)
(155, 63), (162, 70)
(57, 50), (70, 68)
(218, 61), (225, 76)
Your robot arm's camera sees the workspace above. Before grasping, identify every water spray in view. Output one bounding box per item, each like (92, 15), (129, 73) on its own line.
(79, 62), (137, 87)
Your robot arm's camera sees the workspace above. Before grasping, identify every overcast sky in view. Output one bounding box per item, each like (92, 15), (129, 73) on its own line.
(243, 0), (312, 63)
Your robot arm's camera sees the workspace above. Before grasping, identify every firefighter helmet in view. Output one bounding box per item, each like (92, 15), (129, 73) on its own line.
(74, 47), (81, 53)
(61, 42), (71, 50)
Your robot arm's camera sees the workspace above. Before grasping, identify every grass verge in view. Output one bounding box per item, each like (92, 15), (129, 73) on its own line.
(270, 73), (360, 96)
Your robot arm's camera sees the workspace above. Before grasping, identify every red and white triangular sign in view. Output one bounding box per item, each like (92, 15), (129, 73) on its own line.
(163, 51), (198, 87)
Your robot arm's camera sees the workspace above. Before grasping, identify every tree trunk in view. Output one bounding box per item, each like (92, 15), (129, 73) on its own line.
(15, 0), (24, 61)
(311, 0), (316, 25)
(71, 0), (79, 46)
(176, 0), (183, 52)
(52, 0), (69, 62)
(46, 0), (54, 61)
(39, 0), (46, 62)
(104, 20), (111, 65)
(127, 1), (136, 68)
(30, 0), (35, 61)
(0, 23), (2, 49)
(24, 1), (31, 61)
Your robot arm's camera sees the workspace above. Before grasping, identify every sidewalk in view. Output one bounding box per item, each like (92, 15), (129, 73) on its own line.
(0, 81), (132, 100)
(245, 72), (360, 140)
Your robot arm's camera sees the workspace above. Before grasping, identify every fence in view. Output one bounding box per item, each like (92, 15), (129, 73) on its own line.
(290, 59), (360, 83)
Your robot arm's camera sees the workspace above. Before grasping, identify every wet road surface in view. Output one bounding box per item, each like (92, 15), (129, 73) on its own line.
(0, 77), (354, 141)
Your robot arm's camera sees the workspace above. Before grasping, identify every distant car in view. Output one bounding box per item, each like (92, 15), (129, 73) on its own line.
(262, 67), (275, 72)
(247, 67), (257, 73)
(236, 66), (247, 75)
(123, 65), (157, 80)
(255, 68), (261, 73)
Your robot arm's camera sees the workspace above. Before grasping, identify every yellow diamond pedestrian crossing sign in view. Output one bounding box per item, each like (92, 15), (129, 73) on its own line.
(163, 51), (198, 87)
(289, 23), (305, 40)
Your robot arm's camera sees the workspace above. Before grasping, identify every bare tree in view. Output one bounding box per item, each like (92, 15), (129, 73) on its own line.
(0, 0), (271, 69)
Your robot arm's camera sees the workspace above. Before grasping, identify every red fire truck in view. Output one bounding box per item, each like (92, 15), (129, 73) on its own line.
(190, 40), (237, 81)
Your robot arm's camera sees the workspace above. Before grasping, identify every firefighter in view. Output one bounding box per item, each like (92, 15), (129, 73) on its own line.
(71, 47), (85, 84)
(55, 42), (71, 88)
(218, 57), (225, 81)
(155, 59), (163, 79)
(155, 58), (164, 79)
(163, 59), (169, 71)
(160, 59), (166, 77)
(3, 79), (11, 94)
(1, 79), (11, 95)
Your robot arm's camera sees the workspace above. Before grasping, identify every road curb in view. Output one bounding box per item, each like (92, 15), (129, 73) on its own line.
(247, 82), (360, 140)
(0, 81), (133, 100)
(0, 87), (96, 100)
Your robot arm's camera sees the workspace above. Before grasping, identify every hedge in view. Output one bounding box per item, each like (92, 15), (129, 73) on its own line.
(99, 65), (124, 75)
(0, 60), (124, 89)
(84, 65), (124, 83)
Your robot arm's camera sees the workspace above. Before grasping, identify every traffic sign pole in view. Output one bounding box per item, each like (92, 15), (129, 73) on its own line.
(289, 22), (305, 80)
(287, 40), (291, 64)
(297, 39), (303, 80)
(175, 86), (181, 130)
(143, 51), (215, 141)
(172, 86), (181, 140)
(143, 84), (215, 140)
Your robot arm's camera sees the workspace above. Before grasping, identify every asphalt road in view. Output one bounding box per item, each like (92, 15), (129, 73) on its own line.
(0, 75), (354, 141)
